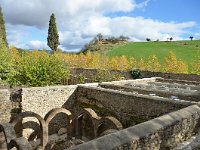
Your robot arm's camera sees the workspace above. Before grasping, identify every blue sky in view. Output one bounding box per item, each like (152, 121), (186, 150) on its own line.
(134, 0), (200, 38)
(0, 0), (199, 51)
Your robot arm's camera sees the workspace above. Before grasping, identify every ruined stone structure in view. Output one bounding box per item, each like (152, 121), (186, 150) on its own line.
(0, 77), (200, 149)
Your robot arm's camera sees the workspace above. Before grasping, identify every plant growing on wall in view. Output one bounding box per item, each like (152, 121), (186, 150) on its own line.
(78, 73), (86, 84)
(94, 69), (112, 82)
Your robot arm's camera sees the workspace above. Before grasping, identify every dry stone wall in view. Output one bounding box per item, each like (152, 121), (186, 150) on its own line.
(0, 89), (11, 122)
(69, 105), (200, 150)
(21, 85), (78, 137)
(76, 86), (195, 127)
(1, 78), (200, 149)
(22, 85), (77, 118)
(141, 71), (200, 82)
(70, 68), (200, 84)
(0, 89), (20, 123)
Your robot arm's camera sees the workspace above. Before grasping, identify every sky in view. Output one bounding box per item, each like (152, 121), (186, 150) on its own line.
(0, 0), (199, 52)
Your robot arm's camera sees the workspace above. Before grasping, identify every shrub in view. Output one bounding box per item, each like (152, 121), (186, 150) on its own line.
(93, 69), (112, 82)
(163, 51), (188, 73)
(138, 58), (146, 70)
(146, 55), (161, 72)
(78, 73), (86, 84)
(128, 57), (137, 70)
(130, 69), (141, 79)
(8, 50), (70, 86)
(192, 57), (200, 75)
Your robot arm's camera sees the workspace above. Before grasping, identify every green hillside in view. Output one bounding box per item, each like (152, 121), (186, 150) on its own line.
(106, 40), (200, 64)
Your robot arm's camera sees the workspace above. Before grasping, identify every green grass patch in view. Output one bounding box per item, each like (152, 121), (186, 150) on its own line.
(106, 40), (200, 65)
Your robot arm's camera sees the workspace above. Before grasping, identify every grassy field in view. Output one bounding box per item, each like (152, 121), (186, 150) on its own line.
(106, 40), (200, 65)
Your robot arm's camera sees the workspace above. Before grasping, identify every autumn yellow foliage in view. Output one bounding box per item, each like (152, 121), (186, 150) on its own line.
(9, 47), (193, 81)
(54, 51), (189, 74)
(192, 57), (200, 75)
(163, 51), (188, 74)
(138, 58), (146, 71)
(146, 55), (161, 72)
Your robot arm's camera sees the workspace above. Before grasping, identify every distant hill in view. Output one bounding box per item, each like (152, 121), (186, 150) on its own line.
(105, 40), (200, 65)
(80, 35), (129, 54)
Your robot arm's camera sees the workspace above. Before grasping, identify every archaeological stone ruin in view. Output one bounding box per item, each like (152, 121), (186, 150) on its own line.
(1, 77), (200, 149)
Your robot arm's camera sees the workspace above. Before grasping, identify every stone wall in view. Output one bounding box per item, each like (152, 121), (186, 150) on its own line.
(141, 71), (200, 82)
(99, 83), (200, 102)
(69, 68), (131, 84)
(20, 85), (78, 136)
(22, 85), (77, 117)
(1, 80), (200, 149)
(0, 89), (11, 123)
(69, 105), (200, 150)
(76, 86), (195, 127)
(0, 89), (20, 123)
(0, 85), (78, 124)
(70, 68), (200, 84)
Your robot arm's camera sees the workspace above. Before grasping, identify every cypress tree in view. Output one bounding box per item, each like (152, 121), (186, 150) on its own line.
(47, 13), (59, 53)
(0, 7), (8, 47)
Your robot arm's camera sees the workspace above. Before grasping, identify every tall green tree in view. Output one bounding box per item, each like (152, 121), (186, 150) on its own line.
(0, 7), (8, 47)
(47, 13), (59, 53)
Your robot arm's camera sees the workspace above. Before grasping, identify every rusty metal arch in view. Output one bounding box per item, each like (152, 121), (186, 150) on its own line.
(44, 108), (72, 136)
(11, 111), (48, 149)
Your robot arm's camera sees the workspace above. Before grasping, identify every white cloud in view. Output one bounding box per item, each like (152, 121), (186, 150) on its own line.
(6, 24), (29, 48)
(0, 0), (197, 51)
(1, 0), (134, 28)
(194, 32), (200, 39)
(27, 40), (48, 50)
(84, 16), (195, 41)
(136, 0), (151, 9)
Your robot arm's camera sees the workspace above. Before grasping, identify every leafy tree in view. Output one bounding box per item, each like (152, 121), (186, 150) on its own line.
(192, 57), (200, 75)
(0, 7), (8, 47)
(163, 51), (188, 73)
(146, 38), (151, 42)
(0, 38), (10, 81)
(96, 33), (103, 41)
(169, 37), (173, 41)
(118, 55), (129, 70)
(119, 35), (129, 41)
(138, 58), (146, 70)
(47, 13), (59, 53)
(128, 57), (137, 70)
(146, 55), (161, 72)
(189, 36), (193, 41)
